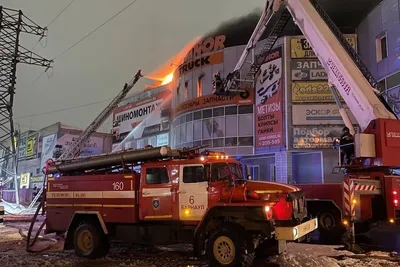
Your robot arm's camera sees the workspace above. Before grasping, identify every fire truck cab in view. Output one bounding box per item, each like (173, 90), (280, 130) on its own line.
(43, 146), (317, 267)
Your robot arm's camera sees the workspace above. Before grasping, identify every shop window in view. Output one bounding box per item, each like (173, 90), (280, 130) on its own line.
(225, 106), (237, 115)
(213, 138), (224, 148)
(213, 107), (225, 117)
(387, 71), (400, 89)
(376, 34), (388, 62)
(225, 137), (238, 147)
(238, 137), (253, 146)
(146, 167), (169, 184)
(238, 105), (254, 114)
(212, 117), (225, 138)
(202, 139), (212, 147)
(202, 109), (212, 118)
(194, 120), (202, 140)
(377, 79), (386, 92)
(194, 111), (202, 120)
(186, 122), (193, 142)
(180, 124), (186, 143)
(193, 140), (202, 147)
(186, 113), (193, 122)
(202, 119), (212, 139)
(238, 114), (253, 136)
(183, 165), (204, 183)
(225, 116), (238, 137)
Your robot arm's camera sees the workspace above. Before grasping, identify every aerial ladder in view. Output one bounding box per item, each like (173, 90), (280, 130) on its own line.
(27, 70), (142, 210)
(215, 0), (400, 248)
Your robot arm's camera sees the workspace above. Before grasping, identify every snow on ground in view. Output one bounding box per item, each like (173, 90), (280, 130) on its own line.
(0, 222), (399, 267)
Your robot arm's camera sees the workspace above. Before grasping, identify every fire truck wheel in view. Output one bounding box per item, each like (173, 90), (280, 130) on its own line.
(73, 222), (110, 259)
(207, 226), (255, 267)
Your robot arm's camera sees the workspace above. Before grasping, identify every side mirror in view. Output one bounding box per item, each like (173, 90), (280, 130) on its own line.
(247, 175), (252, 180)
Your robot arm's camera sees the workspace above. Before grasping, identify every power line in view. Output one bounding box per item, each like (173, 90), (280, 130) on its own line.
(14, 98), (111, 119)
(55, 0), (139, 60)
(29, 0), (140, 86)
(31, 0), (76, 50)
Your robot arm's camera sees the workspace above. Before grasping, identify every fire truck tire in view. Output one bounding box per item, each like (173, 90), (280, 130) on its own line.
(318, 212), (342, 242)
(73, 222), (110, 259)
(206, 226), (255, 267)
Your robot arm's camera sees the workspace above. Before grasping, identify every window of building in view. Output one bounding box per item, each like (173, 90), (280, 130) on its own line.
(225, 116), (238, 137)
(193, 120), (202, 140)
(213, 107), (225, 117)
(378, 79), (386, 92)
(238, 105), (254, 114)
(225, 106), (238, 115)
(202, 119), (212, 139)
(183, 165), (204, 183)
(387, 71), (400, 89)
(213, 138), (224, 148)
(145, 167), (169, 184)
(238, 137), (253, 146)
(197, 73), (205, 97)
(225, 137), (238, 147)
(194, 111), (202, 120)
(376, 34), (388, 62)
(186, 122), (193, 142)
(212, 117), (225, 138)
(238, 114), (253, 136)
(202, 109), (212, 118)
(186, 113), (193, 122)
(184, 81), (189, 100)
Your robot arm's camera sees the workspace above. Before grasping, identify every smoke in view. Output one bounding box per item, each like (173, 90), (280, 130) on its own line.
(203, 8), (265, 47)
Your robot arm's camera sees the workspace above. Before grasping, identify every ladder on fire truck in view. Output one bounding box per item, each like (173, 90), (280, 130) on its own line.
(27, 70), (143, 210)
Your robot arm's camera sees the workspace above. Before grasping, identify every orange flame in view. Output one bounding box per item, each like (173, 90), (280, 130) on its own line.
(161, 72), (174, 85)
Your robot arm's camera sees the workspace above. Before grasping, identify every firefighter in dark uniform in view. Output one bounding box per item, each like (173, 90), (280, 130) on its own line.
(340, 127), (354, 165)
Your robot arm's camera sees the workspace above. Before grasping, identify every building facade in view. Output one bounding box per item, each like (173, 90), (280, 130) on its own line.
(356, 0), (400, 116)
(1, 122), (112, 191)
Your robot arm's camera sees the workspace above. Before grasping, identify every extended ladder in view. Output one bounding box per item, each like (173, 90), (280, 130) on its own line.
(58, 70), (142, 160)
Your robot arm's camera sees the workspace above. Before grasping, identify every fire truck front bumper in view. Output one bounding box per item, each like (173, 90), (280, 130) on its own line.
(274, 217), (318, 241)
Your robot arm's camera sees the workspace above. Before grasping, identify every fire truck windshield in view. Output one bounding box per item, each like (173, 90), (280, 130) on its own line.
(229, 163), (243, 179)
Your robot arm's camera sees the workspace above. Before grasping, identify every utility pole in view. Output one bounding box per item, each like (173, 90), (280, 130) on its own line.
(0, 6), (53, 206)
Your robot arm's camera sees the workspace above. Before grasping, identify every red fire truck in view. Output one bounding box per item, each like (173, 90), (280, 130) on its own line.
(28, 146), (317, 267)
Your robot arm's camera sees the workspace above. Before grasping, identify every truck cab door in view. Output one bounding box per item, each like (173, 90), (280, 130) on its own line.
(139, 166), (173, 220)
(178, 164), (208, 221)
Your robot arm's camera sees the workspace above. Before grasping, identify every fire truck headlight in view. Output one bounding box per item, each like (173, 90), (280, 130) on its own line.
(342, 219), (349, 226)
(352, 199), (356, 205)
(389, 218), (395, 224)
(184, 209), (190, 215)
(200, 156), (205, 161)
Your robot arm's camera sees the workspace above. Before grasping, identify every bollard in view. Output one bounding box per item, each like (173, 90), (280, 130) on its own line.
(0, 205), (4, 225)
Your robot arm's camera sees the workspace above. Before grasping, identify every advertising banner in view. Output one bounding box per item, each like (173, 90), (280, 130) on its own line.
(25, 133), (39, 160)
(57, 133), (103, 157)
(254, 46), (284, 148)
(20, 172), (30, 188)
(18, 135), (27, 160)
(292, 81), (344, 103)
(39, 134), (57, 177)
(174, 90), (253, 117)
(291, 34), (357, 58)
(156, 133), (169, 147)
(293, 125), (359, 149)
(290, 59), (327, 81)
(112, 90), (171, 143)
(292, 104), (357, 125)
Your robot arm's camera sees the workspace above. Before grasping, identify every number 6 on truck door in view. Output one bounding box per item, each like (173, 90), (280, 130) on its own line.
(178, 164), (208, 221)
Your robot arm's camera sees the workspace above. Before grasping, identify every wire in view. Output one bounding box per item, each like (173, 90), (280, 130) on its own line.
(14, 98), (112, 119)
(54, 0), (139, 60)
(29, 0), (140, 86)
(31, 0), (76, 50)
